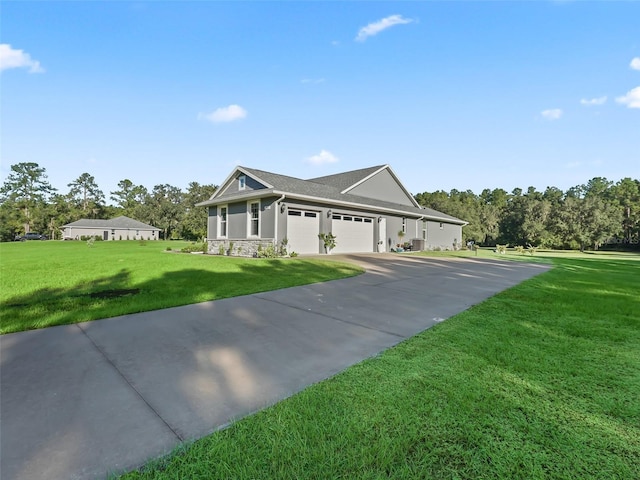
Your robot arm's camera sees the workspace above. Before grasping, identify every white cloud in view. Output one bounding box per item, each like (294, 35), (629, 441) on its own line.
(616, 86), (640, 108)
(541, 108), (563, 120)
(301, 78), (325, 84)
(580, 96), (607, 106)
(630, 57), (640, 71)
(306, 150), (339, 165)
(0, 44), (44, 73)
(198, 104), (247, 123)
(355, 15), (413, 42)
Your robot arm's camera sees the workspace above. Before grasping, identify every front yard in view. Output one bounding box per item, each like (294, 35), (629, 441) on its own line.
(0, 240), (362, 334)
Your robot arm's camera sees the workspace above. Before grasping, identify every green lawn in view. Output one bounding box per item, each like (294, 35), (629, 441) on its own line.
(120, 251), (640, 479)
(0, 240), (362, 334)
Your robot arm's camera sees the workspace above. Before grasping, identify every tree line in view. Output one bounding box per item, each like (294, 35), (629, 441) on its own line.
(1, 162), (638, 250)
(415, 177), (640, 251)
(0, 162), (217, 242)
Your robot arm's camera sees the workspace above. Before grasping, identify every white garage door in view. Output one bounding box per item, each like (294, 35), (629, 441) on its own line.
(331, 214), (374, 253)
(287, 210), (320, 254)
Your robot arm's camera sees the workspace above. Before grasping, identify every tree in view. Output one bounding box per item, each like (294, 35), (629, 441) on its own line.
(137, 184), (183, 239)
(611, 178), (640, 243)
(110, 179), (148, 217)
(67, 172), (105, 214)
(0, 162), (56, 233)
(179, 182), (217, 241)
(555, 195), (622, 251)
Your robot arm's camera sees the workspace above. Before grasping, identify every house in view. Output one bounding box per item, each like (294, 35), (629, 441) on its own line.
(197, 165), (467, 256)
(62, 216), (161, 241)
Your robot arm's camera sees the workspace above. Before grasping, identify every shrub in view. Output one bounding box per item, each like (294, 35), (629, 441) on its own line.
(515, 245), (525, 255)
(218, 244), (225, 256)
(180, 243), (207, 253)
(318, 233), (337, 252)
(279, 238), (289, 256)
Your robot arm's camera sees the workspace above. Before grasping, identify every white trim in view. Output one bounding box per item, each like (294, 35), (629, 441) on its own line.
(210, 166), (274, 200)
(218, 204), (228, 238)
(238, 175), (246, 191)
(274, 194), (286, 243)
(202, 190), (467, 225)
(247, 199), (261, 237)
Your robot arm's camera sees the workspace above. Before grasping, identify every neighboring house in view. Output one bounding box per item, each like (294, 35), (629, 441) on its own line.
(62, 216), (161, 241)
(197, 165), (467, 256)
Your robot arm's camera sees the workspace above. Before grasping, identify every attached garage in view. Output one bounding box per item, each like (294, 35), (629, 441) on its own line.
(331, 214), (374, 253)
(286, 209), (320, 254)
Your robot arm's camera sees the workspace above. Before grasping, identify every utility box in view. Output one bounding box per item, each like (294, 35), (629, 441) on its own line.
(412, 238), (425, 251)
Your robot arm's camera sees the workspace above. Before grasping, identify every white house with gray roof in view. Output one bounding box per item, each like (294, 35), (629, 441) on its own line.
(197, 165), (467, 256)
(62, 216), (160, 241)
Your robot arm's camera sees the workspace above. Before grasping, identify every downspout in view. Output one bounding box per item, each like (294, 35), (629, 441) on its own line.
(274, 194), (286, 245)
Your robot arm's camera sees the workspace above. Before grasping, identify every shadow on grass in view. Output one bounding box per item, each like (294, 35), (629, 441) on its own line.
(0, 259), (360, 334)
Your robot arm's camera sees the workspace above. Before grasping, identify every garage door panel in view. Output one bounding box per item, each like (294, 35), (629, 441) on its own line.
(332, 215), (374, 253)
(287, 210), (319, 255)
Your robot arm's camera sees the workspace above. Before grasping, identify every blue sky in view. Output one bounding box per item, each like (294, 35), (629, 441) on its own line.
(2, 1), (639, 202)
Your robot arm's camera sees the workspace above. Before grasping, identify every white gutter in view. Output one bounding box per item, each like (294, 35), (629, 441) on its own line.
(198, 190), (467, 226)
(273, 194), (286, 242)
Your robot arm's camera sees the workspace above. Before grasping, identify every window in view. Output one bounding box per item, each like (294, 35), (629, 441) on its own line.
(422, 220), (427, 240)
(239, 175), (246, 190)
(354, 217), (363, 222)
(439, 222), (444, 230)
(364, 218), (372, 223)
(402, 218), (406, 233)
(249, 201), (260, 236)
(332, 214), (341, 220)
(343, 216), (353, 221)
(288, 210), (302, 216)
(219, 206), (228, 237)
(304, 212), (317, 218)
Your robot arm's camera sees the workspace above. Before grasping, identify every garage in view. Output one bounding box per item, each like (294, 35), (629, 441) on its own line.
(286, 209), (320, 254)
(331, 214), (374, 253)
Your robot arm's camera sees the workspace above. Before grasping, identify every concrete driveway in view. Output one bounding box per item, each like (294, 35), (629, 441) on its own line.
(0, 254), (550, 480)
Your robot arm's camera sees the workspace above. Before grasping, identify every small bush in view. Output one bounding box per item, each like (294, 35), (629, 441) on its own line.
(180, 243), (207, 253)
(218, 244), (225, 256)
(257, 243), (278, 258)
(515, 245), (525, 255)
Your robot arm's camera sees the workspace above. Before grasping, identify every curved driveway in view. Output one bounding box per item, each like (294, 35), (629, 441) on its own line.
(0, 254), (550, 480)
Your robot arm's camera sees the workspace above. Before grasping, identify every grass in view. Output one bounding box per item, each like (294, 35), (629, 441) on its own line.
(119, 250), (640, 479)
(0, 240), (362, 334)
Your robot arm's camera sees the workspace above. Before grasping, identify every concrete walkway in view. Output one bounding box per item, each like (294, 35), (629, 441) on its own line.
(0, 254), (550, 480)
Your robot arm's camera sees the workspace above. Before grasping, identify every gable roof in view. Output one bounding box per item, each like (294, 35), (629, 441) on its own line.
(62, 216), (160, 230)
(199, 166), (466, 225)
(307, 165), (385, 192)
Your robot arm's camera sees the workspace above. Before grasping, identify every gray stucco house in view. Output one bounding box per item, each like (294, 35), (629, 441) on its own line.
(62, 216), (161, 241)
(197, 165), (467, 256)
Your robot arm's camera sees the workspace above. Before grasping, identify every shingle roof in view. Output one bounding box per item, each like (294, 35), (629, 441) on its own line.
(62, 216), (160, 230)
(307, 165), (385, 192)
(207, 166), (465, 224)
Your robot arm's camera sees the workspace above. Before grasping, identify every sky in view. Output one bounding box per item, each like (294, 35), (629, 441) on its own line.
(1, 1), (639, 204)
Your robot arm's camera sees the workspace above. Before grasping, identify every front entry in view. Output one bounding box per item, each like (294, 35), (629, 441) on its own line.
(378, 218), (386, 252)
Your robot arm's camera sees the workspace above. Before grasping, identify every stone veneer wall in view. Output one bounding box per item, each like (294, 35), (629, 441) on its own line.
(207, 239), (276, 257)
